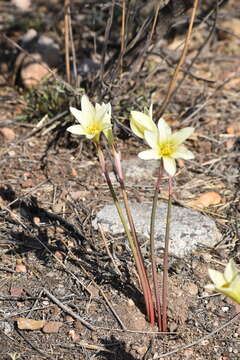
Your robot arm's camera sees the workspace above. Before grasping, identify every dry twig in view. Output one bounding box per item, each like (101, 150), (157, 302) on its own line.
(156, 0), (200, 118)
(64, 0), (71, 84)
(43, 288), (95, 331)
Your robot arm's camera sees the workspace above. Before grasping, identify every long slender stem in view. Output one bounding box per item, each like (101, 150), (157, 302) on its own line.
(121, 184), (154, 324)
(150, 161), (163, 331)
(162, 176), (173, 332)
(111, 146), (155, 325)
(97, 146), (154, 324)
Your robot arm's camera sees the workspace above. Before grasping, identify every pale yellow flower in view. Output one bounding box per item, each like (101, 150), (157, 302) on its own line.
(138, 118), (194, 176)
(130, 104), (157, 139)
(206, 259), (240, 304)
(67, 95), (113, 144)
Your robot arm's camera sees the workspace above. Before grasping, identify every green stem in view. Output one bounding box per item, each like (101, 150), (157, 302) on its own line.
(150, 161), (163, 331)
(162, 176), (173, 332)
(97, 146), (154, 324)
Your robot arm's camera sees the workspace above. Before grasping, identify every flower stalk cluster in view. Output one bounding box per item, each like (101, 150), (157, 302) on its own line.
(67, 95), (195, 331)
(130, 105), (194, 331)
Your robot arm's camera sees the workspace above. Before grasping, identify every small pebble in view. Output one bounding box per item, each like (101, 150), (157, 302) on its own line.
(127, 299), (135, 307)
(131, 344), (148, 356)
(15, 264), (27, 273)
(66, 316), (74, 322)
(33, 217), (41, 225)
(69, 329), (80, 342)
(221, 306), (229, 312)
(187, 282), (198, 296)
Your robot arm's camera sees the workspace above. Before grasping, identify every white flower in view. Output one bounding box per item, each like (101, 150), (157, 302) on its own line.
(130, 104), (157, 139)
(67, 95), (113, 144)
(138, 118), (194, 176)
(206, 259), (240, 304)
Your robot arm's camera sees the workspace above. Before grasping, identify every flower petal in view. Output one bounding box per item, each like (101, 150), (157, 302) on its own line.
(86, 133), (97, 139)
(70, 106), (84, 123)
(144, 130), (159, 149)
(81, 95), (95, 118)
(67, 124), (85, 135)
(224, 259), (238, 283)
(227, 274), (240, 303)
(131, 111), (151, 124)
(148, 104), (153, 119)
(215, 280), (240, 303)
(157, 118), (172, 142)
(95, 103), (111, 123)
(130, 110), (157, 138)
(130, 121), (145, 138)
(205, 284), (217, 292)
(103, 127), (114, 145)
(172, 145), (195, 160)
(70, 106), (91, 127)
(138, 149), (160, 160)
(208, 269), (226, 287)
(163, 157), (176, 176)
(171, 127), (194, 146)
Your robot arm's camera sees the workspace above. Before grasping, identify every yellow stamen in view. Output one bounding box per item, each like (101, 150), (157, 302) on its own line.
(87, 123), (101, 135)
(159, 142), (175, 157)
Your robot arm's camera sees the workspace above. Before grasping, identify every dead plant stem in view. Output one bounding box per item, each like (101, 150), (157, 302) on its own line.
(120, 0), (126, 71)
(157, 0), (199, 118)
(43, 288), (94, 331)
(64, 0), (71, 84)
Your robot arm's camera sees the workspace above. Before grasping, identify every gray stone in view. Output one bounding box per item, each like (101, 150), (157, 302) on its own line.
(93, 202), (222, 258)
(109, 158), (159, 184)
(122, 158), (159, 181)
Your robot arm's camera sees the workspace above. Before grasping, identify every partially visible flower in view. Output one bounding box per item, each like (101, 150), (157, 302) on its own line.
(67, 95), (113, 144)
(206, 259), (240, 304)
(130, 104), (157, 139)
(138, 118), (194, 176)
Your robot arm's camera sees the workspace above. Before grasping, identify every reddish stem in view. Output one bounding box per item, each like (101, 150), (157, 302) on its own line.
(112, 146), (155, 325)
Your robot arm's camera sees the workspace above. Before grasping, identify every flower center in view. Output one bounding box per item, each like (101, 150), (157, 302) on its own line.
(159, 142), (175, 157)
(87, 122), (101, 135)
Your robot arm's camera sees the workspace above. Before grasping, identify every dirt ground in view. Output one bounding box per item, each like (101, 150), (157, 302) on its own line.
(0, 1), (240, 359)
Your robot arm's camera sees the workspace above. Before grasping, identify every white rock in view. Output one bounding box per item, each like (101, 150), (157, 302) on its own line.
(93, 202), (222, 258)
(109, 158), (159, 184)
(22, 29), (37, 43)
(122, 158), (159, 181)
(37, 35), (60, 68)
(12, 0), (31, 11)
